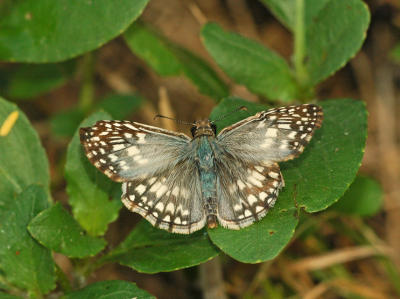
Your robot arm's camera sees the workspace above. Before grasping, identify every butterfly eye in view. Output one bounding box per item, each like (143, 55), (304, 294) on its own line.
(211, 123), (217, 135)
(190, 126), (197, 137)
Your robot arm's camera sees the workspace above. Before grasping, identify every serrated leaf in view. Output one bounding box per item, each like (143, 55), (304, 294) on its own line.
(207, 98), (367, 262)
(65, 111), (122, 236)
(97, 94), (143, 119)
(0, 185), (55, 296)
(64, 280), (154, 299)
(0, 0), (149, 62)
(306, 0), (370, 84)
(331, 175), (383, 216)
(0, 97), (50, 204)
(4, 60), (76, 100)
(104, 221), (219, 273)
(201, 23), (297, 102)
(124, 23), (228, 101)
(28, 203), (106, 258)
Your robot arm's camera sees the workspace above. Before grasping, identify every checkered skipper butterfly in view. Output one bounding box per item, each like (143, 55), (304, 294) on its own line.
(80, 104), (323, 234)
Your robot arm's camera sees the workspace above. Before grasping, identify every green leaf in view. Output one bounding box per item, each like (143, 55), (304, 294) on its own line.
(64, 280), (154, 299)
(104, 221), (219, 273)
(97, 94), (143, 119)
(331, 175), (383, 216)
(0, 293), (24, 299)
(0, 97), (50, 204)
(0, 185), (55, 296)
(201, 23), (297, 102)
(50, 94), (143, 138)
(306, 0), (370, 85)
(3, 60), (76, 100)
(28, 202), (106, 258)
(65, 111), (122, 236)
(260, 0), (369, 85)
(260, 0), (330, 31)
(50, 108), (85, 138)
(124, 23), (228, 101)
(390, 43), (400, 64)
(207, 98), (367, 262)
(0, 0), (150, 62)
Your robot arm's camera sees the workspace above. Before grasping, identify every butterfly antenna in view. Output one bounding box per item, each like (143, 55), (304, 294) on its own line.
(211, 106), (247, 123)
(154, 114), (194, 126)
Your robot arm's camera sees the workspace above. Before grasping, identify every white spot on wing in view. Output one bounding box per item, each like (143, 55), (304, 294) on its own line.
(265, 128), (278, 138)
(156, 184), (168, 198)
(124, 124), (137, 130)
(247, 195), (258, 205)
(254, 166), (264, 172)
(127, 146), (140, 156)
(237, 180), (246, 190)
(155, 202), (164, 211)
(113, 144), (125, 151)
(269, 171), (279, 179)
(234, 204), (242, 211)
(278, 124), (291, 130)
(135, 184), (146, 195)
(137, 133), (146, 144)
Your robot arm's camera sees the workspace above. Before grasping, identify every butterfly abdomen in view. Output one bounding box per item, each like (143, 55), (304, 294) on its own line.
(195, 136), (218, 228)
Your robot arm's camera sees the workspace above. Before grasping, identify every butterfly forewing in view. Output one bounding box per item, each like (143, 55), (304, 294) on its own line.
(80, 120), (191, 182)
(217, 104), (323, 164)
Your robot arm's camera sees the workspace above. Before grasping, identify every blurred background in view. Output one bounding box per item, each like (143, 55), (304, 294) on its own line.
(1, 0), (400, 298)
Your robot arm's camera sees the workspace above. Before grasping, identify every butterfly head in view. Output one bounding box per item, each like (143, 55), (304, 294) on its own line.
(190, 120), (217, 138)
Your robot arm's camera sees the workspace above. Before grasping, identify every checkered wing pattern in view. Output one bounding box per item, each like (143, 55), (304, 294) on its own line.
(214, 104), (323, 228)
(80, 120), (206, 233)
(215, 157), (283, 229)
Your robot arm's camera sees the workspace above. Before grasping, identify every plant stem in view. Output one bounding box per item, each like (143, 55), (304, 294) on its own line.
(199, 256), (227, 299)
(293, 0), (308, 89)
(78, 52), (95, 113)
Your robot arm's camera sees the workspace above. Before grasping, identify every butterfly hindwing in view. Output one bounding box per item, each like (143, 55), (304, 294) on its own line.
(80, 120), (191, 182)
(121, 159), (206, 234)
(215, 151), (283, 229)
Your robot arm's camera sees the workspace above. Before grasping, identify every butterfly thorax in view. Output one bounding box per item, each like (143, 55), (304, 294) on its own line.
(194, 135), (218, 228)
(191, 120), (216, 139)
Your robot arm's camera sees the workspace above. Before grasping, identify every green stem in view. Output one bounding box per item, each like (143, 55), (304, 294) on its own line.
(293, 0), (308, 89)
(78, 52), (95, 113)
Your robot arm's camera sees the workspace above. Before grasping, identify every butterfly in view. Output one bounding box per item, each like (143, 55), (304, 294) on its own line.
(80, 104), (323, 234)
